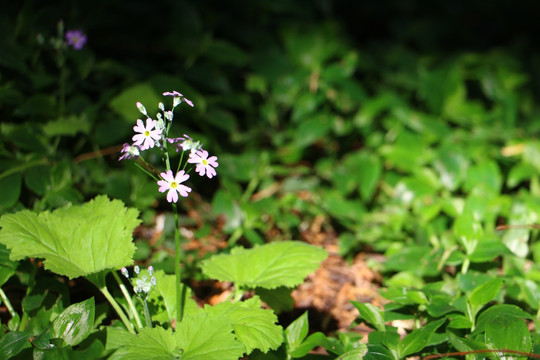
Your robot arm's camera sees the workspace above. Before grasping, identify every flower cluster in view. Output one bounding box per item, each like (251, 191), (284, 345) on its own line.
(119, 91), (218, 203)
(121, 265), (157, 300)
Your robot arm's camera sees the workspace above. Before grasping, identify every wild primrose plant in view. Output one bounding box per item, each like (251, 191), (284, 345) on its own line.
(119, 91), (218, 323)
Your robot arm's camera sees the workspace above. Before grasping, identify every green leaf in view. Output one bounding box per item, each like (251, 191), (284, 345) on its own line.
(0, 243), (17, 286)
(176, 311), (246, 360)
(397, 318), (446, 358)
(42, 115), (90, 137)
(285, 311), (309, 354)
(110, 327), (177, 360)
(336, 345), (368, 360)
(24, 166), (51, 196)
(502, 201), (535, 257)
(463, 160), (502, 194)
(148, 270), (198, 324)
(201, 241), (327, 289)
(353, 152), (382, 201)
(288, 332), (341, 358)
(51, 298), (95, 347)
(109, 83), (160, 122)
(468, 278), (503, 309)
(485, 314), (531, 356)
(205, 297), (283, 354)
(0, 195), (140, 279)
(363, 344), (395, 360)
(351, 302), (385, 331)
(0, 331), (30, 359)
(0, 173), (21, 211)
(255, 287), (294, 313)
(475, 304), (533, 334)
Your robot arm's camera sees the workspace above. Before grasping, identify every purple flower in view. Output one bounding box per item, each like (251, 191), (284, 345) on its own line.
(188, 150), (219, 178)
(119, 143), (141, 161)
(65, 30), (87, 50)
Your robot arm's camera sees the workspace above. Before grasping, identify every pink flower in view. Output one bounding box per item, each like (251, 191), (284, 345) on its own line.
(188, 150), (218, 178)
(163, 90), (194, 108)
(163, 91), (183, 97)
(132, 118), (162, 150)
(157, 170), (191, 203)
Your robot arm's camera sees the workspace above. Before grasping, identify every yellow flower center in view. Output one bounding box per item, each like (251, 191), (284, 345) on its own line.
(171, 182), (178, 189)
(202, 159), (208, 166)
(144, 130), (150, 137)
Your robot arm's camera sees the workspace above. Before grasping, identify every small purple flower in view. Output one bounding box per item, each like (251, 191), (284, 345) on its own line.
(119, 143), (141, 161)
(188, 149), (219, 178)
(65, 30), (87, 50)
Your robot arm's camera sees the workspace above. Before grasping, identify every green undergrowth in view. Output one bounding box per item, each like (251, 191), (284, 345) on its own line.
(2, 1), (540, 359)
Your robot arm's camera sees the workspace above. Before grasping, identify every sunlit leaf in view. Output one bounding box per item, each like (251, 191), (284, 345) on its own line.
(109, 327), (178, 360)
(176, 311), (246, 360)
(201, 241), (327, 289)
(0, 195), (140, 279)
(205, 297), (282, 354)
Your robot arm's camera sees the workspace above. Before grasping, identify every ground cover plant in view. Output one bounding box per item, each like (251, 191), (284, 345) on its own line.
(3, 0), (540, 359)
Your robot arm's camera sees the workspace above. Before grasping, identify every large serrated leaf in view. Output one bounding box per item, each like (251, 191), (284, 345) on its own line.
(0, 195), (140, 279)
(205, 297), (283, 354)
(176, 311), (246, 360)
(201, 241), (327, 289)
(109, 327), (177, 360)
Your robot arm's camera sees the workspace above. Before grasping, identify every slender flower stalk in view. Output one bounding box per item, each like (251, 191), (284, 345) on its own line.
(98, 285), (136, 334)
(118, 91), (218, 326)
(113, 270), (143, 330)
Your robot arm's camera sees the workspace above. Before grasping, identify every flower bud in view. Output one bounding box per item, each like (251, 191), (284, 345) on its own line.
(136, 102), (148, 116)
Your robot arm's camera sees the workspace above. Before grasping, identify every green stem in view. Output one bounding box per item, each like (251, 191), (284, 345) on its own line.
(0, 288), (17, 319)
(112, 271), (143, 330)
(58, 64), (66, 119)
(98, 285), (136, 334)
(142, 299), (153, 328)
(172, 203), (184, 324)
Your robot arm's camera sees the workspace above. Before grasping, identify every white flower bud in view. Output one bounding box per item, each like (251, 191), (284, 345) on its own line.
(136, 102), (147, 116)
